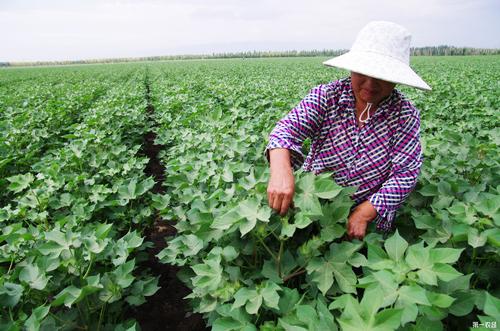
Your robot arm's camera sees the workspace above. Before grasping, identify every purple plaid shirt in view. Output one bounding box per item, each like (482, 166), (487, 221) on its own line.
(266, 77), (423, 231)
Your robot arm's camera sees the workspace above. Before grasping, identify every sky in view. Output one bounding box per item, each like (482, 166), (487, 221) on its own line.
(1, 0), (499, 62)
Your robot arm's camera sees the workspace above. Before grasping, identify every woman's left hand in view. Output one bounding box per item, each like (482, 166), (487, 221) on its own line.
(347, 201), (378, 240)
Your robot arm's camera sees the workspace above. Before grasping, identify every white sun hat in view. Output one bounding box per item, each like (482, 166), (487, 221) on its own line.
(323, 21), (431, 91)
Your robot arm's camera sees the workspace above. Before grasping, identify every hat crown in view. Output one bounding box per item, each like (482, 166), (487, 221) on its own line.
(351, 21), (411, 65)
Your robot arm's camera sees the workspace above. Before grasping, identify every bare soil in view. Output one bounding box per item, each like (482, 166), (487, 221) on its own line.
(131, 79), (207, 330)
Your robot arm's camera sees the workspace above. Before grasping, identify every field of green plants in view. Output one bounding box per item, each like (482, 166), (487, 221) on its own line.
(0, 55), (499, 331)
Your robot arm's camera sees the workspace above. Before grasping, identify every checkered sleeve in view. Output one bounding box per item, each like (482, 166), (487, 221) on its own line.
(265, 85), (329, 169)
(369, 104), (423, 231)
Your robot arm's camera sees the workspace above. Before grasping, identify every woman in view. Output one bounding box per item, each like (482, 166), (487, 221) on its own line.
(266, 21), (431, 240)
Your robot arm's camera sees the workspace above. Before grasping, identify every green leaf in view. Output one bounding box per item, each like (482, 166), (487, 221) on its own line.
(261, 282), (281, 309)
(118, 177), (155, 202)
(437, 181), (452, 195)
(405, 242), (430, 269)
(114, 259), (136, 288)
(360, 285), (385, 321)
(294, 212), (313, 229)
(314, 175), (343, 199)
(38, 242), (65, 257)
(483, 228), (500, 247)
(281, 220), (297, 238)
(414, 316), (443, 331)
(245, 291), (263, 315)
(329, 241), (363, 263)
(212, 209), (242, 231)
(431, 196), (454, 209)
(295, 304), (319, 329)
(429, 248), (464, 264)
(398, 304), (418, 327)
(398, 285), (431, 306)
(431, 263), (462, 282)
(119, 178), (138, 201)
(122, 231), (144, 249)
(419, 184), (438, 197)
(468, 228), (487, 247)
(0, 282), (24, 307)
(413, 214), (439, 230)
(295, 173), (323, 216)
(126, 277), (160, 306)
(25, 305), (50, 331)
(337, 296), (364, 331)
(332, 264), (357, 294)
(221, 165), (234, 182)
(222, 246), (239, 262)
(19, 265), (50, 290)
(192, 256), (222, 291)
(373, 308), (403, 330)
(239, 218), (257, 237)
(279, 319), (309, 331)
(306, 258), (335, 295)
(212, 317), (243, 331)
(151, 193), (170, 210)
(363, 270), (398, 306)
(438, 274), (472, 293)
(262, 260), (282, 284)
(475, 196), (500, 217)
(237, 198), (271, 236)
(366, 243), (393, 270)
(384, 230), (408, 262)
(417, 269), (438, 286)
(449, 290), (476, 316)
(7, 173), (34, 193)
(95, 223), (113, 239)
(181, 234), (203, 256)
(426, 292), (455, 308)
(348, 252), (368, 268)
(483, 292), (500, 318)
(45, 229), (70, 247)
(278, 288), (300, 315)
(232, 287), (252, 309)
(52, 286), (83, 307)
(317, 299), (338, 331)
(329, 294), (351, 311)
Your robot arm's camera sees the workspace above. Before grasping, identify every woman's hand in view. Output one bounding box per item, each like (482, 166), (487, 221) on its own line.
(347, 200), (378, 240)
(267, 149), (295, 216)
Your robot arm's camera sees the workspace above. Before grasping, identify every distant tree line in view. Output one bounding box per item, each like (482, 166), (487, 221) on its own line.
(410, 45), (500, 56)
(3, 46), (499, 67)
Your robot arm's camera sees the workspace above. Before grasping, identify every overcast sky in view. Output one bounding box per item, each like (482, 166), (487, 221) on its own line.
(1, 0), (499, 62)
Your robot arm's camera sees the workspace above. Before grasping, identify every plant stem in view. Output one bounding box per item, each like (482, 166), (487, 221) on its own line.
(467, 247), (477, 274)
(277, 240), (284, 277)
(283, 268), (306, 282)
(7, 256), (14, 274)
(97, 302), (107, 331)
(257, 236), (277, 260)
(83, 254), (93, 279)
(30, 187), (42, 207)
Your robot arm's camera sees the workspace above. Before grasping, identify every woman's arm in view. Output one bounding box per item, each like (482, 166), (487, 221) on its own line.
(267, 149), (294, 216)
(265, 85), (330, 168)
(265, 85), (330, 215)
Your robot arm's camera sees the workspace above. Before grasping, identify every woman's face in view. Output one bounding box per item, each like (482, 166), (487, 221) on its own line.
(351, 72), (396, 105)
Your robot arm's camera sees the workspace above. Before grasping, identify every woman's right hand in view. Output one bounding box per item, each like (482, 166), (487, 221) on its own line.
(267, 149), (295, 216)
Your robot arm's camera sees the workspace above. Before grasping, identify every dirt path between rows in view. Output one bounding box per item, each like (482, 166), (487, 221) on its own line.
(131, 74), (207, 331)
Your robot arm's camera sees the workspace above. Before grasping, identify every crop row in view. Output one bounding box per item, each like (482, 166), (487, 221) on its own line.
(0, 66), (161, 330)
(147, 57), (499, 330)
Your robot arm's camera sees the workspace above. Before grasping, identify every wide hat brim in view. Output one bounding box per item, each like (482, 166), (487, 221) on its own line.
(323, 50), (431, 91)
